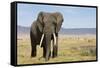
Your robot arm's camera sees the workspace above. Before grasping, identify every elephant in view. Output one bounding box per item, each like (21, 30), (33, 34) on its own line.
(30, 12), (63, 61)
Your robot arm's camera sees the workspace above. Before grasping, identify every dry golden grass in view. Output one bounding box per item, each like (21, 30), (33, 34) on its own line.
(17, 34), (96, 65)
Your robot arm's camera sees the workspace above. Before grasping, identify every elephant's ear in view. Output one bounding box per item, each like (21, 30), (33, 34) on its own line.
(37, 12), (44, 32)
(55, 13), (64, 33)
(37, 12), (43, 23)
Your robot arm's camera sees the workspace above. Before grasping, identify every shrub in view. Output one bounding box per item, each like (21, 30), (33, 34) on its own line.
(80, 47), (96, 56)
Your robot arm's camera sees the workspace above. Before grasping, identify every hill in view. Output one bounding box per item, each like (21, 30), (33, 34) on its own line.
(17, 26), (96, 35)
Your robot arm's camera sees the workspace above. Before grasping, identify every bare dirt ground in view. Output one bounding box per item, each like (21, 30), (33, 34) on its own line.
(17, 34), (96, 65)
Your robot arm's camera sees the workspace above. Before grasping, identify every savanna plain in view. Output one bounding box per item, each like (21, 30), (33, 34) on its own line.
(17, 34), (96, 65)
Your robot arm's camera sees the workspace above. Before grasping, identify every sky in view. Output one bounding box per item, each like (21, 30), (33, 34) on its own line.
(17, 3), (96, 28)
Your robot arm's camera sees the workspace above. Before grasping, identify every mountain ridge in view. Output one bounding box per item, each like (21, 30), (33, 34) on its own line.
(17, 26), (96, 35)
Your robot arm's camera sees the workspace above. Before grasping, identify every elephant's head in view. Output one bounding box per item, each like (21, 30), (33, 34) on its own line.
(37, 12), (63, 47)
(37, 12), (63, 33)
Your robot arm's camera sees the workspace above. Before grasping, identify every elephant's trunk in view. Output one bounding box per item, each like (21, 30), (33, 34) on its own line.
(40, 34), (44, 46)
(53, 33), (56, 45)
(45, 33), (51, 61)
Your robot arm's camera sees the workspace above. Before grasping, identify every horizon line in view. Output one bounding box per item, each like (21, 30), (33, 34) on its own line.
(17, 25), (96, 29)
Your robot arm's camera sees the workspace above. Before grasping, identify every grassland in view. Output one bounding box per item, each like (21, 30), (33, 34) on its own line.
(17, 34), (96, 65)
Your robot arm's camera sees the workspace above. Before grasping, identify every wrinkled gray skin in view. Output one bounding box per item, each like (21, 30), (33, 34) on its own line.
(30, 12), (63, 61)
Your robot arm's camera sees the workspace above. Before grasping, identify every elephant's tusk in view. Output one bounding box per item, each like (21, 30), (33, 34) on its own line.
(40, 34), (44, 46)
(53, 33), (56, 45)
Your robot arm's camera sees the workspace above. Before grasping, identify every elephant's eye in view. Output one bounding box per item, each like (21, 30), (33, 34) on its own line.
(53, 22), (56, 26)
(62, 19), (64, 22)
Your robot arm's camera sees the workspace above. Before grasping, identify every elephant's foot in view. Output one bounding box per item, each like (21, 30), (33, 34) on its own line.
(31, 53), (36, 57)
(52, 51), (58, 58)
(52, 55), (57, 58)
(52, 54), (57, 58)
(31, 45), (37, 57)
(31, 50), (37, 57)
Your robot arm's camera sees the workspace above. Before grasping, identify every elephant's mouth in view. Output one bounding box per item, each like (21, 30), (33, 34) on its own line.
(39, 33), (56, 47)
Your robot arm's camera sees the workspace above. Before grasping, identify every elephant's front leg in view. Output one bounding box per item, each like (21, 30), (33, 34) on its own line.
(30, 31), (37, 57)
(42, 41), (46, 58)
(52, 33), (58, 58)
(31, 44), (37, 57)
